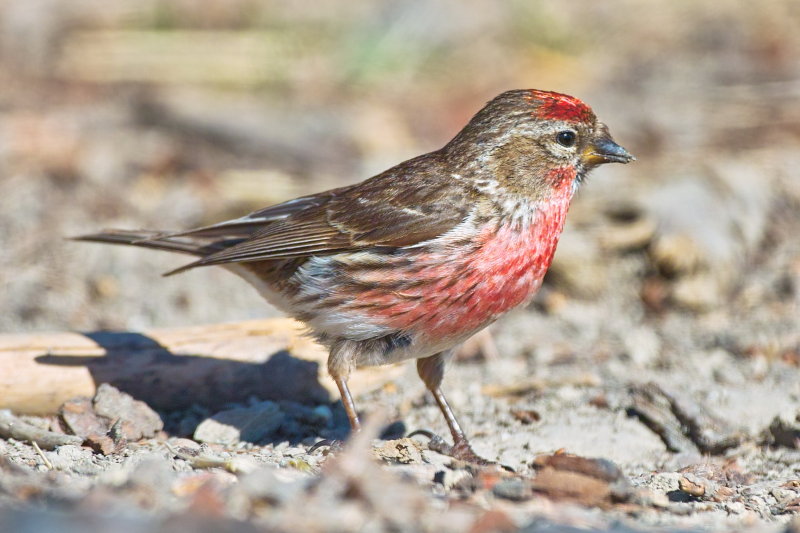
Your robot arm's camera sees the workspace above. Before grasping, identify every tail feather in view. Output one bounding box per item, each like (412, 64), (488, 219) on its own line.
(72, 230), (246, 275)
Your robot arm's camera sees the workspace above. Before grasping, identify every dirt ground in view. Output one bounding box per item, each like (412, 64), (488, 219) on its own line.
(1, 1), (799, 531)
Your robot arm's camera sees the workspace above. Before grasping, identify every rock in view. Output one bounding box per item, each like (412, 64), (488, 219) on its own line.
(434, 468), (474, 491)
(92, 384), (163, 441)
(492, 478), (533, 501)
(631, 487), (671, 508)
(374, 438), (424, 465)
(771, 487), (798, 506)
(622, 326), (662, 367)
(169, 437), (202, 453)
(60, 397), (107, 438)
(767, 410), (800, 449)
(194, 401), (283, 445)
(650, 232), (705, 277)
(724, 501), (746, 514)
(274, 400), (333, 440)
(678, 473), (734, 501)
(678, 460), (753, 486)
(45, 444), (97, 473)
(532, 467), (613, 506)
(84, 434), (118, 456)
(510, 408), (541, 425)
(234, 467), (305, 505)
(636, 472), (681, 497)
(58, 385), (163, 445)
(671, 273), (722, 311)
(531, 454), (633, 504)
(468, 509), (517, 533)
(784, 499), (800, 515)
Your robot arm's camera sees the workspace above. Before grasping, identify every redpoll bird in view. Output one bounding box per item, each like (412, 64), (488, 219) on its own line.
(78, 89), (634, 463)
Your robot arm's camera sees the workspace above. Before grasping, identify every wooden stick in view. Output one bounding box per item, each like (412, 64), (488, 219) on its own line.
(0, 318), (402, 415)
(0, 410), (83, 449)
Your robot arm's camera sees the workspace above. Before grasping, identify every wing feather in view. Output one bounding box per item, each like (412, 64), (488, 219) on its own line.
(156, 189), (349, 240)
(165, 151), (473, 273)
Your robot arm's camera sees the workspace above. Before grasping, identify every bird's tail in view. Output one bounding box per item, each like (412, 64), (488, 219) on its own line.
(72, 230), (246, 275)
(73, 229), (207, 255)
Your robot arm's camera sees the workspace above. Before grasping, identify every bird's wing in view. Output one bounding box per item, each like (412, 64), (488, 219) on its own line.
(159, 189), (347, 240)
(167, 161), (472, 274)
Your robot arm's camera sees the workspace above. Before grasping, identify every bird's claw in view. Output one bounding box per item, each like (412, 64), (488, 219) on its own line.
(407, 429), (451, 452)
(308, 438), (345, 455)
(408, 429), (511, 470)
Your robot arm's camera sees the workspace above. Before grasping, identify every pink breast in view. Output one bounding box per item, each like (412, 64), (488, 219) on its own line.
(350, 191), (573, 339)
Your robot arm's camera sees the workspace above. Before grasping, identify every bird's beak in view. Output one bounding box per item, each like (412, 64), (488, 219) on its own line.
(583, 125), (635, 166)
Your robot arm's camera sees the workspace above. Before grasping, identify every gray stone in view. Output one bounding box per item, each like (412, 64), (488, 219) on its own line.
(93, 384), (163, 441)
(768, 410), (800, 449)
(194, 401), (283, 445)
(492, 478), (533, 501)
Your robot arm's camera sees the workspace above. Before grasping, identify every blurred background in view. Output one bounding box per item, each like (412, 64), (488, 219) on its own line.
(0, 0), (798, 349)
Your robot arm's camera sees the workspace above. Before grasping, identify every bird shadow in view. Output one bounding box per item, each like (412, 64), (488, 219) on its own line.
(34, 331), (346, 444)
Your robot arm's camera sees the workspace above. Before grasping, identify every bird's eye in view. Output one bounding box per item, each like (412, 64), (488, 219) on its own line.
(556, 130), (577, 147)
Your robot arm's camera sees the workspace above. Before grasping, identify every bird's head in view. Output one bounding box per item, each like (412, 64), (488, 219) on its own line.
(447, 89), (634, 198)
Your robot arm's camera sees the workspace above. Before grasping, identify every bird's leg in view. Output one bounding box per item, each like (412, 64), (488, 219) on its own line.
(427, 386), (490, 464)
(309, 345), (361, 454)
(335, 374), (362, 432)
(410, 351), (494, 465)
(308, 374), (360, 454)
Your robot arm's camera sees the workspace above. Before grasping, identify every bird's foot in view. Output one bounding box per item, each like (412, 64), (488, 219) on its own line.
(308, 438), (346, 455)
(408, 429), (510, 470)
